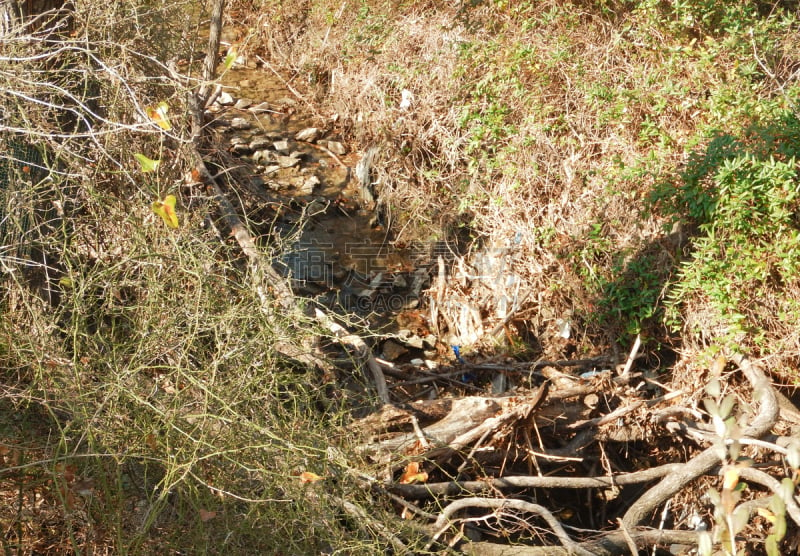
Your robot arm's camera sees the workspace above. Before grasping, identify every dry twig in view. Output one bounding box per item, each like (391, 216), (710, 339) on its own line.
(424, 497), (594, 555)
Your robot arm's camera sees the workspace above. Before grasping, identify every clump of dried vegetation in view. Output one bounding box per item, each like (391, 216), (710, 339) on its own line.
(3, 0), (800, 553)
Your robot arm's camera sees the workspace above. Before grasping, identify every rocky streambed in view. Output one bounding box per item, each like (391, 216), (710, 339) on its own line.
(205, 63), (451, 371)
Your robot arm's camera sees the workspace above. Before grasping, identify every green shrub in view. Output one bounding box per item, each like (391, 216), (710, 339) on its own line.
(663, 112), (800, 348)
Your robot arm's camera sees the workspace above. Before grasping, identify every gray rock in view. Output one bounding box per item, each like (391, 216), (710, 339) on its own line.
(422, 335), (437, 349)
(234, 98), (253, 110)
(405, 335), (425, 350)
(325, 141), (347, 155)
(249, 102), (273, 114)
(216, 91), (235, 106)
(230, 117), (252, 130)
(252, 150), (271, 164)
(295, 127), (321, 142)
(249, 136), (272, 150)
(277, 155), (300, 168)
(381, 340), (408, 361)
(273, 140), (291, 154)
(296, 182), (315, 196)
(300, 175), (321, 194)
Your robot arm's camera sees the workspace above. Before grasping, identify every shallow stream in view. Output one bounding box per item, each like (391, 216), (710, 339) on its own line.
(211, 61), (434, 335)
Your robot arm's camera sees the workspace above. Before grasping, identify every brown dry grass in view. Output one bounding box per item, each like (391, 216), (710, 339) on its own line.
(240, 0), (799, 364)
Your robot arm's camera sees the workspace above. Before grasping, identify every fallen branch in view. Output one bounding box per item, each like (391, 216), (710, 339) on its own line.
(619, 333), (641, 377)
(388, 462), (687, 500)
(468, 355), (617, 373)
(315, 308), (389, 405)
(360, 396), (501, 458)
(621, 352), (779, 529)
(568, 399), (644, 430)
(424, 497), (595, 555)
(188, 96), (315, 356)
(428, 383), (549, 463)
(460, 528), (701, 556)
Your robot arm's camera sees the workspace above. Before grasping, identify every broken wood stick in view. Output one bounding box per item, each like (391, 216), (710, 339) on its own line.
(359, 396), (501, 458)
(424, 497), (594, 555)
(315, 308), (389, 405)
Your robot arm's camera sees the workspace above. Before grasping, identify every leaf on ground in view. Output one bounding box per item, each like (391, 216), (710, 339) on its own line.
(199, 509), (217, 522)
(146, 102), (172, 130)
(152, 195), (179, 229)
(298, 471), (323, 483)
(399, 461), (428, 484)
(134, 153), (161, 173)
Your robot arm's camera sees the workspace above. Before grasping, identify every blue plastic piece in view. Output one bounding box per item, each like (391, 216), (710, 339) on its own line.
(452, 345), (466, 364)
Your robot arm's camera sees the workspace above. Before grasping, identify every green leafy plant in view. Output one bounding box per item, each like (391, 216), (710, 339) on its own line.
(661, 112), (800, 352)
(700, 374), (749, 555)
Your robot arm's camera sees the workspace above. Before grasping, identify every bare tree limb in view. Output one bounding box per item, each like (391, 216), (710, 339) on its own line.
(199, 0), (225, 106)
(621, 353), (779, 529)
(424, 497), (595, 555)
